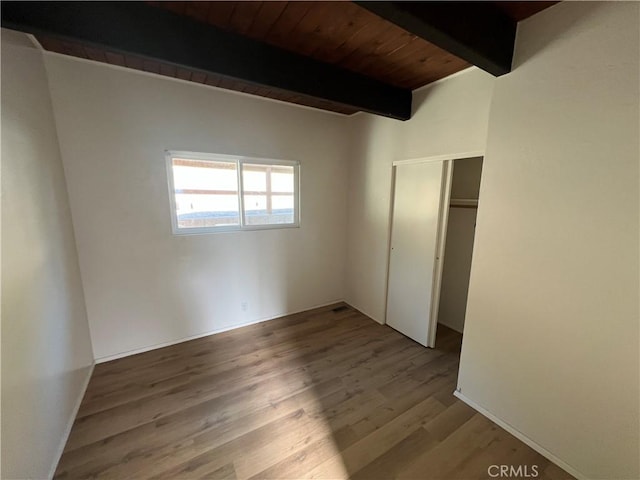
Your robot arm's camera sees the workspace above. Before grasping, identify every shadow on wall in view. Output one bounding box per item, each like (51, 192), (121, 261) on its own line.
(411, 82), (436, 118)
(509, 2), (596, 68)
(2, 42), (94, 477)
(345, 113), (401, 322)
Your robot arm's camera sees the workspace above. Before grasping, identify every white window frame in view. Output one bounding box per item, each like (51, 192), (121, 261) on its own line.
(166, 150), (300, 235)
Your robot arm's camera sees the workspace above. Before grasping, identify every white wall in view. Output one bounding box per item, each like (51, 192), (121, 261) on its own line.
(1, 30), (94, 479)
(437, 208), (477, 333)
(438, 158), (483, 333)
(459, 2), (639, 478)
(44, 54), (350, 360)
(345, 68), (494, 322)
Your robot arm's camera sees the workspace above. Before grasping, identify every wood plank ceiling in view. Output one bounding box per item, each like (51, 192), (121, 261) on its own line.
(22, 2), (557, 117)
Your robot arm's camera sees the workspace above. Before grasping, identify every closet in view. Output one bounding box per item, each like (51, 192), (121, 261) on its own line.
(437, 157), (483, 334)
(386, 155), (482, 347)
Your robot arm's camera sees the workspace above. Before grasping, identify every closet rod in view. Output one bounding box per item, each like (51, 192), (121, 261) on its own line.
(449, 198), (478, 209)
(450, 204), (478, 209)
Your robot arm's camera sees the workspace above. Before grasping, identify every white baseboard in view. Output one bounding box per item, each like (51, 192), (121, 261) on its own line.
(436, 319), (464, 334)
(453, 390), (586, 480)
(48, 362), (95, 480)
(343, 299), (385, 325)
(95, 299), (345, 364)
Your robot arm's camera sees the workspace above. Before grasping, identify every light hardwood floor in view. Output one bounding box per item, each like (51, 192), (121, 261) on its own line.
(55, 304), (574, 479)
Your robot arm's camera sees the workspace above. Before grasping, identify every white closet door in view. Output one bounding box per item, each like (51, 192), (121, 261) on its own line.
(386, 160), (448, 347)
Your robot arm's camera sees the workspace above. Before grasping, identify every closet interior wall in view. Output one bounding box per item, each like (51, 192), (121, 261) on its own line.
(437, 157), (483, 334)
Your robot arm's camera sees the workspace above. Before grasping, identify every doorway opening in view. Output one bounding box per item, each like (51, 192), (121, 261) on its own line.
(435, 157), (483, 344)
(385, 154), (483, 349)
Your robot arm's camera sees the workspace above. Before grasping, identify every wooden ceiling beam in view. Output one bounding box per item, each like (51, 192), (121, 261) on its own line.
(1, 1), (412, 120)
(356, 1), (517, 76)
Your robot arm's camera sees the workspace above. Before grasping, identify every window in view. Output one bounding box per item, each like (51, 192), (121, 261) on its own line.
(166, 151), (299, 234)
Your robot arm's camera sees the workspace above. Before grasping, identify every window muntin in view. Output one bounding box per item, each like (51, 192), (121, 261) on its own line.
(172, 158), (240, 229)
(242, 163), (295, 226)
(167, 152), (299, 234)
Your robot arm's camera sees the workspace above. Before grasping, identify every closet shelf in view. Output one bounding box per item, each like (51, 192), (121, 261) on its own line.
(449, 198), (478, 208)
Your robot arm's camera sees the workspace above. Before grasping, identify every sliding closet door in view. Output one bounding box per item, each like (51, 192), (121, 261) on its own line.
(386, 160), (448, 347)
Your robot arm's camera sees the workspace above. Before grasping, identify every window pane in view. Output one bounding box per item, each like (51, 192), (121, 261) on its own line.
(272, 194), (294, 211)
(172, 158), (239, 228)
(272, 171), (294, 193)
(242, 163), (295, 225)
(243, 170), (266, 192)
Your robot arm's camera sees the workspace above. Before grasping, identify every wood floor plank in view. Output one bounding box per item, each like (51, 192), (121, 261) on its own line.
(423, 399), (477, 441)
(55, 378), (344, 477)
(54, 304), (576, 480)
(86, 305), (358, 392)
(247, 426), (361, 480)
(350, 427), (438, 480)
(78, 318), (388, 418)
(306, 396), (446, 479)
(67, 325), (396, 450)
(82, 308), (369, 407)
(349, 376), (454, 440)
(199, 462), (237, 480)
(397, 414), (501, 479)
(451, 427), (538, 480)
(147, 408), (316, 480)
(541, 461), (576, 480)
